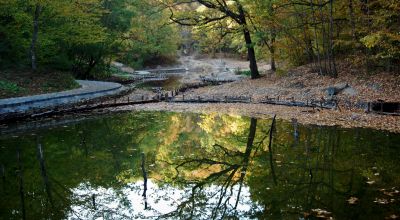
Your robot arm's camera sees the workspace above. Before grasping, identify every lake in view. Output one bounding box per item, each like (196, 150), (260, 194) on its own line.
(0, 111), (399, 219)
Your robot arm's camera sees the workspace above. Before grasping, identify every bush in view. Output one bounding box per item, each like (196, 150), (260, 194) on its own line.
(234, 68), (252, 76)
(0, 80), (23, 94)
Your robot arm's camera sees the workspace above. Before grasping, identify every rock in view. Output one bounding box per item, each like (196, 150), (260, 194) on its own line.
(121, 66), (135, 74)
(111, 61), (124, 68)
(342, 87), (358, 96)
(367, 82), (382, 92)
(325, 82), (350, 98)
(334, 82), (349, 91)
(326, 87), (336, 98)
(350, 113), (361, 121)
(289, 81), (305, 89)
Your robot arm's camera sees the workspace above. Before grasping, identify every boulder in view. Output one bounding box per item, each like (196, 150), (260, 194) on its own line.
(342, 87), (358, 96)
(121, 66), (135, 74)
(325, 82), (349, 98)
(111, 61), (124, 68)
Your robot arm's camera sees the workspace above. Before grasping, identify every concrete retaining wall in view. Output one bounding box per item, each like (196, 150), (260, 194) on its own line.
(0, 80), (124, 115)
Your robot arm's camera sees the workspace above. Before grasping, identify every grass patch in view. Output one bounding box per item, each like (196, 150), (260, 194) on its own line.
(234, 69), (252, 76)
(0, 70), (79, 99)
(0, 80), (25, 94)
(275, 68), (288, 77)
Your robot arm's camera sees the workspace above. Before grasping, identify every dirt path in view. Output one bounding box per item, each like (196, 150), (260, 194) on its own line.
(169, 55), (271, 84)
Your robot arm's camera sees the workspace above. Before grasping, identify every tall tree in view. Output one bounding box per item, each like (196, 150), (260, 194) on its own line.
(165, 0), (260, 79)
(30, 3), (42, 71)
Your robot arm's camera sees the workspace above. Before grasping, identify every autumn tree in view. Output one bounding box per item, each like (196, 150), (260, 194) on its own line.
(164, 0), (260, 79)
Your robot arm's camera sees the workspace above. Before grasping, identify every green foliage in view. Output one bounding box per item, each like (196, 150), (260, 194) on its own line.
(0, 70), (78, 98)
(40, 72), (79, 92)
(0, 80), (23, 94)
(235, 69), (251, 76)
(0, 0), (180, 79)
(119, 0), (180, 69)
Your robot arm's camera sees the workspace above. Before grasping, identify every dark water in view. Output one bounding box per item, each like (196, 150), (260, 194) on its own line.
(0, 112), (399, 219)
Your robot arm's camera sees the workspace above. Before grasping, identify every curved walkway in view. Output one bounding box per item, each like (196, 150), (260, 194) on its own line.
(0, 80), (124, 115)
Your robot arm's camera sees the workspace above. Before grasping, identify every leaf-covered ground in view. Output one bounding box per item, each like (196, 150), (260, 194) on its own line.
(183, 61), (400, 104)
(0, 70), (79, 99)
(111, 58), (399, 133)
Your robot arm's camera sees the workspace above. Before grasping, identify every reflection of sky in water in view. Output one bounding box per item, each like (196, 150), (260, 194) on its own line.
(68, 179), (261, 219)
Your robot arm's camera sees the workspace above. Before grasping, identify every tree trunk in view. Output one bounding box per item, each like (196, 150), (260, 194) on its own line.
(84, 56), (97, 79)
(329, 0), (338, 77)
(270, 48), (276, 71)
(311, 0), (323, 75)
(348, 0), (356, 40)
(270, 29), (277, 71)
(237, 3), (260, 79)
(243, 29), (260, 79)
(318, 0), (329, 75)
(30, 4), (42, 71)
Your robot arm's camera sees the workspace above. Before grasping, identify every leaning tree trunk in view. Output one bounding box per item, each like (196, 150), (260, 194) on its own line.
(237, 3), (259, 79)
(243, 29), (260, 79)
(30, 4), (42, 71)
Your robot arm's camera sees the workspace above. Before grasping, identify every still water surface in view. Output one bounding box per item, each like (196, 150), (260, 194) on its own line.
(0, 111), (399, 219)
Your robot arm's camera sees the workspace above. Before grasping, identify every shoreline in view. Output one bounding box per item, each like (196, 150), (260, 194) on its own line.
(109, 102), (400, 133)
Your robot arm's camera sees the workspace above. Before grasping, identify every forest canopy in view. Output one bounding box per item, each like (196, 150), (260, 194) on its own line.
(0, 0), (399, 79)
(165, 0), (400, 76)
(0, 0), (180, 78)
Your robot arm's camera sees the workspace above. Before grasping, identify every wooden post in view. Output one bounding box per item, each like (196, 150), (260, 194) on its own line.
(225, 96), (227, 103)
(249, 96), (252, 103)
(127, 97), (130, 103)
(166, 93), (169, 102)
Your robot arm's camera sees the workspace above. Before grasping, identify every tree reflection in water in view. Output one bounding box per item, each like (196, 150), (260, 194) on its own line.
(0, 112), (399, 219)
